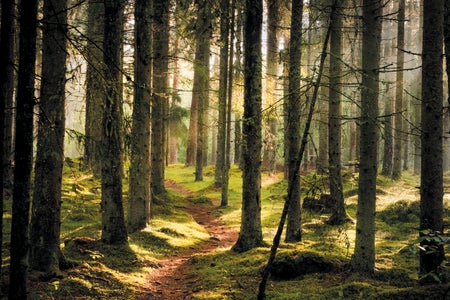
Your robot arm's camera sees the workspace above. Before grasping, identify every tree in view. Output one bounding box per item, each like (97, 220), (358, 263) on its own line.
(0, 0), (15, 201)
(232, 0), (264, 252)
(29, 0), (68, 277)
(327, 0), (348, 225)
(100, 0), (127, 245)
(84, 0), (104, 176)
(221, 0), (236, 207)
(262, 0), (281, 174)
(151, 0), (169, 195)
(0, 0), (15, 276)
(284, 0), (303, 243)
(352, 0), (382, 274)
(193, 1), (211, 182)
(128, 0), (152, 233)
(215, 0), (230, 187)
(392, 0), (405, 180)
(9, 0), (39, 296)
(419, 0), (444, 276)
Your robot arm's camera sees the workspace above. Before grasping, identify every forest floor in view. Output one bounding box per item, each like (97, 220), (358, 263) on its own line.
(143, 180), (238, 299)
(11, 163), (450, 299)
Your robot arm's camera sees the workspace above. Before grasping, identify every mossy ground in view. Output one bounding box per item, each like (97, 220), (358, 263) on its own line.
(2, 161), (450, 299)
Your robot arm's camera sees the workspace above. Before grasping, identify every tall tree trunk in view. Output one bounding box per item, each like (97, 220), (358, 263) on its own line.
(327, 0), (348, 225)
(352, 0), (382, 275)
(84, 0), (104, 176)
(128, 0), (152, 233)
(282, 35), (290, 179)
(262, 0), (280, 174)
(0, 0), (15, 276)
(232, 0), (264, 252)
(420, 0), (444, 276)
(9, 0), (38, 296)
(221, 0), (235, 207)
(284, 0), (303, 243)
(101, 0), (127, 245)
(29, 0), (68, 277)
(392, 0), (405, 180)
(215, 0), (230, 187)
(0, 0), (15, 203)
(151, 0), (169, 194)
(194, 1), (211, 182)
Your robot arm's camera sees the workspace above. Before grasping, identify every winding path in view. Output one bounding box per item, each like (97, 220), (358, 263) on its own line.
(142, 180), (237, 299)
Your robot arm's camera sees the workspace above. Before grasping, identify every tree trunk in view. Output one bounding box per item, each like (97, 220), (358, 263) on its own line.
(420, 0), (444, 276)
(0, 0), (15, 202)
(0, 0), (15, 276)
(128, 0), (152, 233)
(194, 1), (211, 182)
(234, 113), (242, 166)
(29, 0), (67, 278)
(392, 0), (405, 180)
(215, 0), (230, 186)
(352, 0), (382, 275)
(84, 0), (104, 176)
(151, 0), (169, 195)
(284, 0), (303, 243)
(262, 0), (280, 175)
(101, 0), (127, 245)
(381, 82), (393, 176)
(327, 0), (348, 225)
(232, 0), (264, 252)
(221, 0), (236, 207)
(9, 0), (38, 296)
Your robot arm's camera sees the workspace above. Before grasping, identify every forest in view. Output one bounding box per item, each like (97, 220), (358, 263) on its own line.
(1, 0), (450, 299)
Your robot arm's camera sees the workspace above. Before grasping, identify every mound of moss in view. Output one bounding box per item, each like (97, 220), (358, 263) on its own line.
(378, 200), (419, 224)
(269, 251), (346, 280)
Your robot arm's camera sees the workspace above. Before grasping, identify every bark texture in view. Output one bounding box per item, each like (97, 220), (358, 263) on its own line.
(9, 0), (38, 297)
(232, 0), (264, 252)
(285, 0), (303, 243)
(29, 0), (68, 277)
(352, 0), (382, 274)
(84, 0), (104, 176)
(101, 0), (128, 245)
(128, 0), (152, 232)
(151, 0), (169, 194)
(420, 0), (444, 276)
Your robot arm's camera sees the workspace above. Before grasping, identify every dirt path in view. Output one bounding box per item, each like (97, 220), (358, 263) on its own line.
(142, 180), (238, 299)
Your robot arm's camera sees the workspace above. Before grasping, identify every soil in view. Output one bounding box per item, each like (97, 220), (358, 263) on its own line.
(141, 180), (238, 299)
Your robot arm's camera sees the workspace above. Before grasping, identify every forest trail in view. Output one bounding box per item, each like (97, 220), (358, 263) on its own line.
(142, 180), (238, 299)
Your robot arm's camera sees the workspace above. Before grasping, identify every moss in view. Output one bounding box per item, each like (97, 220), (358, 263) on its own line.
(378, 200), (420, 224)
(269, 251), (346, 280)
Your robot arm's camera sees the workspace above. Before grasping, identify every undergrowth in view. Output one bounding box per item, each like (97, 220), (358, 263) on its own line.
(3, 161), (449, 299)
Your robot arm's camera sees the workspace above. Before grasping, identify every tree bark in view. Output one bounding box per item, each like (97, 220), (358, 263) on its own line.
(0, 0), (15, 276)
(193, 1), (211, 182)
(151, 0), (169, 194)
(420, 0), (444, 276)
(84, 0), (104, 176)
(29, 0), (68, 277)
(285, 0), (303, 243)
(352, 0), (382, 275)
(0, 0), (15, 201)
(215, 0), (230, 187)
(232, 0), (264, 252)
(128, 0), (152, 233)
(327, 0), (348, 225)
(262, 0), (280, 175)
(9, 0), (38, 297)
(392, 0), (405, 180)
(101, 0), (128, 245)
